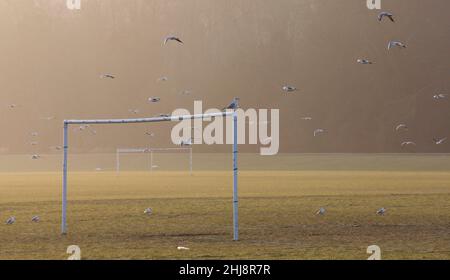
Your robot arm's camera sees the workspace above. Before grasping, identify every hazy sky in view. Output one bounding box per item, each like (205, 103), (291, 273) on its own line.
(0, 0), (449, 154)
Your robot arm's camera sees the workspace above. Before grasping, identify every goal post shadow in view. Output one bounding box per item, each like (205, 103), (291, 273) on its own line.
(61, 111), (239, 241)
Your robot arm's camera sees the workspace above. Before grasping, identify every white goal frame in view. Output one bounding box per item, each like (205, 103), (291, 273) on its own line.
(116, 147), (193, 174)
(61, 111), (239, 240)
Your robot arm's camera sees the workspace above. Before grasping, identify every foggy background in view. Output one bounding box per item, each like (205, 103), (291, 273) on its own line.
(0, 0), (449, 155)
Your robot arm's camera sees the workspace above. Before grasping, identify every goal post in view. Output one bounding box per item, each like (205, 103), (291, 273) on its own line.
(115, 147), (193, 174)
(61, 111), (239, 240)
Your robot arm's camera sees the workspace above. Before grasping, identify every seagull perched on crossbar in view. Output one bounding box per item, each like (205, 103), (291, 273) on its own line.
(223, 98), (240, 110)
(5, 217), (15, 225)
(388, 41), (407, 50)
(378, 12), (395, 22)
(164, 36), (183, 45)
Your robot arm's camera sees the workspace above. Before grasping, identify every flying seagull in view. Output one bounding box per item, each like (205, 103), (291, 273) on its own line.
(395, 124), (408, 132)
(357, 59), (373, 65)
(100, 74), (115, 79)
(388, 41), (407, 50)
(157, 76), (168, 82)
(282, 85), (297, 92)
(180, 138), (193, 147)
(177, 246), (190, 250)
(144, 208), (153, 216)
(148, 97), (161, 103)
(164, 36), (183, 45)
(145, 132), (155, 137)
(376, 208), (386, 216)
(433, 93), (448, 100)
(31, 216), (40, 223)
(31, 154), (41, 160)
(314, 129), (325, 137)
(315, 207), (326, 216)
(401, 141), (416, 147)
(433, 137), (447, 145)
(5, 217), (15, 225)
(378, 12), (394, 22)
(223, 98), (240, 110)
(8, 104), (18, 109)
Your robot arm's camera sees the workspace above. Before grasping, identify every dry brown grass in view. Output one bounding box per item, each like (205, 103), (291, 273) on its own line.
(0, 170), (450, 259)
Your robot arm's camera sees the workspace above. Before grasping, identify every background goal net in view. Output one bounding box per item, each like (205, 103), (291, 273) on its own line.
(115, 147), (193, 174)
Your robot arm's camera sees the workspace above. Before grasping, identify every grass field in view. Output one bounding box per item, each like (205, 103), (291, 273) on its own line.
(1, 155), (450, 259)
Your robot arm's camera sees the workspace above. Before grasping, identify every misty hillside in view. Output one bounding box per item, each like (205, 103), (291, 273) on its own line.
(0, 0), (449, 154)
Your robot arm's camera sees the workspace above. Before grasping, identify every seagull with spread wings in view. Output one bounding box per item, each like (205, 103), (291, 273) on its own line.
(378, 12), (395, 22)
(433, 137), (447, 145)
(395, 124), (408, 132)
(164, 36), (183, 45)
(433, 93), (448, 100)
(282, 85), (297, 93)
(388, 41), (407, 50)
(100, 74), (115, 79)
(401, 141), (416, 147)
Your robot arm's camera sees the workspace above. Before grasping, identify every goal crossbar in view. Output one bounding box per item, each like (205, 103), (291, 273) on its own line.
(61, 111), (239, 240)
